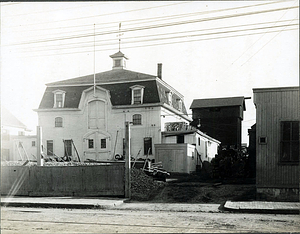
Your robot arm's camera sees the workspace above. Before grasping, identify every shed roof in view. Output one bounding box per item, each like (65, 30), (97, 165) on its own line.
(190, 96), (246, 110)
(2, 107), (27, 129)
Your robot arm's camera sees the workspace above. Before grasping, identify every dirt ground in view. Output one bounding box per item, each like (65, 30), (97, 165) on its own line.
(2, 206), (300, 233)
(131, 170), (256, 203)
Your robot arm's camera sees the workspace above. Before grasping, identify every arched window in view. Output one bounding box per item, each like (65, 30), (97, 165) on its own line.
(130, 85), (145, 105)
(52, 90), (66, 108)
(132, 114), (142, 125)
(55, 117), (63, 127)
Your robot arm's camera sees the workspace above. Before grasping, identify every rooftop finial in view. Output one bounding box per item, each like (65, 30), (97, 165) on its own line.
(117, 22), (123, 51)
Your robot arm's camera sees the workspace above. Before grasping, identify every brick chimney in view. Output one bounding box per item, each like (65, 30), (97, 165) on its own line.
(157, 63), (162, 79)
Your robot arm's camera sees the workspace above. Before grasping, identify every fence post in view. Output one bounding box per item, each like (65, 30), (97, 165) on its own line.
(124, 121), (131, 198)
(37, 126), (43, 166)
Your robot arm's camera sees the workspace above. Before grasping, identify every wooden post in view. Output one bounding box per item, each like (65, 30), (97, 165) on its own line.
(36, 126), (43, 166)
(124, 121), (131, 198)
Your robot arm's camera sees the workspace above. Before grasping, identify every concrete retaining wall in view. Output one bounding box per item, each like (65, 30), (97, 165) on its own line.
(1, 164), (125, 197)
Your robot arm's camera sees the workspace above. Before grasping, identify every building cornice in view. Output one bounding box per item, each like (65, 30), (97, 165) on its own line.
(156, 77), (184, 99)
(33, 108), (81, 112)
(253, 86), (299, 93)
(46, 78), (157, 88)
(161, 103), (192, 122)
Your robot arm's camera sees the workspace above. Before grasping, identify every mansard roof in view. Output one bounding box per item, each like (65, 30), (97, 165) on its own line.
(47, 69), (156, 86)
(38, 69), (188, 115)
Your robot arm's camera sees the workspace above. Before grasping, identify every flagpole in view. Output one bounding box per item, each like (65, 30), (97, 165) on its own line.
(93, 23), (96, 97)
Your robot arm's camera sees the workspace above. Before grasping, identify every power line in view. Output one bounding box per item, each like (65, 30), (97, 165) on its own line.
(3, 1), (282, 33)
(16, 23), (298, 54)
(14, 27), (298, 58)
(5, 2), (189, 28)
(17, 18), (298, 52)
(5, 5), (299, 47)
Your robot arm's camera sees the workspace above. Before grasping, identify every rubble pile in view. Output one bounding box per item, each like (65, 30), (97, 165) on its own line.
(131, 167), (166, 201)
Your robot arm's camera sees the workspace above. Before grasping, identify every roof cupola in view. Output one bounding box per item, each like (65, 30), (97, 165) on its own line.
(110, 51), (128, 70)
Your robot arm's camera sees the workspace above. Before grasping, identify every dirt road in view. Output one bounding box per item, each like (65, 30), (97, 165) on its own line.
(2, 207), (299, 233)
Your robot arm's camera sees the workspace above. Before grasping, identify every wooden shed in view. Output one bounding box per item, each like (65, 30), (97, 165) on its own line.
(253, 86), (299, 201)
(190, 96), (248, 150)
(155, 143), (196, 174)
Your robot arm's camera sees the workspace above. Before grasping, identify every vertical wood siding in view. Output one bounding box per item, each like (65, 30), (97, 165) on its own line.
(1, 164), (125, 197)
(254, 87), (299, 188)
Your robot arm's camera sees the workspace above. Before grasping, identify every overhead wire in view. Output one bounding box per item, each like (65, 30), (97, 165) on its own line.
(15, 22), (298, 54)
(16, 18), (299, 52)
(14, 27), (298, 58)
(5, 2), (189, 28)
(3, 1), (283, 34)
(4, 5), (299, 47)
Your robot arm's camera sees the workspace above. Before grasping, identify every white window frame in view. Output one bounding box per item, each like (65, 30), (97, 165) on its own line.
(132, 114), (142, 125)
(177, 99), (182, 112)
(52, 90), (66, 108)
(55, 117), (63, 127)
(130, 85), (145, 105)
(166, 91), (173, 105)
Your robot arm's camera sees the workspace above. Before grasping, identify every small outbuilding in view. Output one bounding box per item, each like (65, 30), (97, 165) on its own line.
(155, 122), (220, 174)
(253, 86), (299, 201)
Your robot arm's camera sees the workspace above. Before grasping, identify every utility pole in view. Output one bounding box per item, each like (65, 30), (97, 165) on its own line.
(124, 121), (131, 198)
(36, 126), (43, 166)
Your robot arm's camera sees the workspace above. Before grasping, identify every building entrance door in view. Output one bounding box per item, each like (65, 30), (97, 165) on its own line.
(83, 131), (110, 161)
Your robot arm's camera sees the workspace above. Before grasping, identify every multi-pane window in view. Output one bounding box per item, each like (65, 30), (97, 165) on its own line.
(177, 99), (183, 112)
(166, 91), (172, 105)
(88, 139), (94, 149)
(47, 140), (53, 156)
(144, 137), (152, 155)
(133, 89), (142, 104)
(101, 139), (106, 149)
(55, 117), (63, 127)
(53, 90), (66, 108)
(32, 141), (36, 147)
(56, 93), (63, 107)
(132, 114), (142, 125)
(280, 121), (299, 163)
(130, 85), (144, 105)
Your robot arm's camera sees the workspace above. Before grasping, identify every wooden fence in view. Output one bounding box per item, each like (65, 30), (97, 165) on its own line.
(1, 164), (125, 197)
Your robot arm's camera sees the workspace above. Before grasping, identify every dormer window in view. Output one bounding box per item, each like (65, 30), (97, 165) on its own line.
(130, 85), (145, 105)
(53, 90), (66, 108)
(166, 91), (172, 105)
(177, 99), (183, 112)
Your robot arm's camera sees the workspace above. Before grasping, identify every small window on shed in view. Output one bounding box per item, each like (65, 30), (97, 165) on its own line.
(32, 141), (36, 147)
(259, 137), (267, 144)
(198, 138), (201, 146)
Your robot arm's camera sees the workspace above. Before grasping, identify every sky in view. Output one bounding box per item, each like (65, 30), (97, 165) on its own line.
(1, 1), (299, 144)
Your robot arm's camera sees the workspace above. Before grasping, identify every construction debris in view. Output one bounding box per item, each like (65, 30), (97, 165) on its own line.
(131, 167), (166, 201)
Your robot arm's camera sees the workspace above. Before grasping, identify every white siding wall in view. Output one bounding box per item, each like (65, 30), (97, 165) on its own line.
(38, 88), (163, 161)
